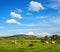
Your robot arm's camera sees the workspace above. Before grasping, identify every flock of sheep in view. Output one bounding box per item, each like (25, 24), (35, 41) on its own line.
(12, 40), (56, 46)
(45, 41), (56, 44)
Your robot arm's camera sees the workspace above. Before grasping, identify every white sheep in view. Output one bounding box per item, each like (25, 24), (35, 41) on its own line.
(45, 41), (49, 44)
(11, 40), (17, 44)
(51, 41), (55, 44)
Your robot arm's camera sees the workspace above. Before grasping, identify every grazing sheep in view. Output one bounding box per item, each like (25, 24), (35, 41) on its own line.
(45, 41), (49, 44)
(11, 40), (17, 44)
(51, 41), (55, 44)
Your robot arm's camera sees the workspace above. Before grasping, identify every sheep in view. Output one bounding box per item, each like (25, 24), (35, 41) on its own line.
(45, 41), (49, 44)
(11, 40), (17, 44)
(51, 41), (55, 44)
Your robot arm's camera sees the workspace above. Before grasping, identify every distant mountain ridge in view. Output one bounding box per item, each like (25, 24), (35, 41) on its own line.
(5, 34), (40, 40)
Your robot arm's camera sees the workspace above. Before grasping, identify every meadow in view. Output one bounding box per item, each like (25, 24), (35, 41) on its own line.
(0, 37), (60, 52)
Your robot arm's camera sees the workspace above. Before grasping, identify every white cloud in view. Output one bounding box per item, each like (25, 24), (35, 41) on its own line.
(28, 1), (44, 12)
(10, 12), (22, 19)
(7, 28), (60, 37)
(28, 32), (34, 35)
(40, 32), (51, 37)
(6, 19), (20, 24)
(20, 33), (24, 34)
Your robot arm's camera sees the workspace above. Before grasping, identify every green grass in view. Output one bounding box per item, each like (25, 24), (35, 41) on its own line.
(0, 38), (60, 52)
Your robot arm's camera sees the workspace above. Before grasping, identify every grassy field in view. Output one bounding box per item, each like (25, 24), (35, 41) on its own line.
(0, 38), (60, 52)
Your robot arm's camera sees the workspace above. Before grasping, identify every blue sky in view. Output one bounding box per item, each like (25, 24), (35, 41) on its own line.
(0, 0), (60, 36)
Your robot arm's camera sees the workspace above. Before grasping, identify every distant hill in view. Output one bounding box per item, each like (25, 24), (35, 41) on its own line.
(9, 34), (28, 38)
(3, 34), (40, 40)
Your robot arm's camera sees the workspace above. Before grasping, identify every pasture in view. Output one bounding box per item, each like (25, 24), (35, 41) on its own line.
(0, 38), (60, 52)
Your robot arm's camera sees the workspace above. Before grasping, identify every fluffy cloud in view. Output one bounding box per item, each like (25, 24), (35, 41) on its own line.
(10, 12), (22, 19)
(28, 1), (44, 12)
(28, 32), (34, 35)
(7, 27), (60, 37)
(6, 19), (20, 24)
(40, 32), (51, 37)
